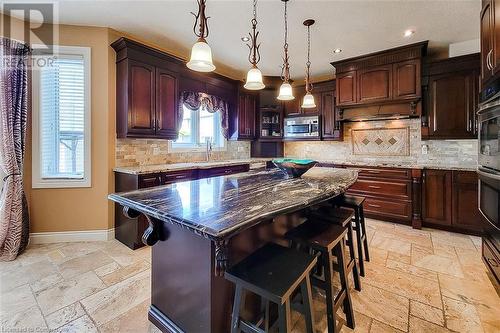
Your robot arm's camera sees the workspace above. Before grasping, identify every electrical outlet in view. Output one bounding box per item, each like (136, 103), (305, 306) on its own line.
(421, 144), (429, 155)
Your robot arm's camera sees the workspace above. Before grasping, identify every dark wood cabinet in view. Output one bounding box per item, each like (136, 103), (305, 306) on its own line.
(283, 92), (303, 116)
(422, 170), (453, 226)
(320, 90), (340, 140)
(336, 71), (357, 106)
(155, 68), (179, 138)
(452, 171), (488, 232)
(127, 60), (156, 136)
(332, 42), (427, 110)
(235, 92), (257, 140)
(422, 54), (480, 140)
(393, 59), (421, 100)
(481, 0), (494, 83)
(357, 65), (392, 103)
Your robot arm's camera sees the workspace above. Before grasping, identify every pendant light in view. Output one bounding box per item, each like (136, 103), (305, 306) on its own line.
(187, 0), (216, 72)
(277, 0), (294, 101)
(244, 0), (265, 90)
(301, 19), (316, 108)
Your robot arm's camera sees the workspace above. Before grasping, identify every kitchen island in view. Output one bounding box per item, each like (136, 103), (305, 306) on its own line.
(108, 167), (358, 333)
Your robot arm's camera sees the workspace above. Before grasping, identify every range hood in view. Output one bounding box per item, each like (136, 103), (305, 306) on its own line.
(339, 101), (420, 122)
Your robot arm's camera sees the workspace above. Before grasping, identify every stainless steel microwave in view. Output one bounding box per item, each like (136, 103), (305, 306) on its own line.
(284, 116), (319, 138)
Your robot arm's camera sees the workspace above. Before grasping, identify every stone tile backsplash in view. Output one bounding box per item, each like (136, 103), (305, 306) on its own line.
(115, 139), (251, 167)
(285, 118), (478, 168)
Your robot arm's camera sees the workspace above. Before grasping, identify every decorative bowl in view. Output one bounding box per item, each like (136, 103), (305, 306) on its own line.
(272, 158), (318, 178)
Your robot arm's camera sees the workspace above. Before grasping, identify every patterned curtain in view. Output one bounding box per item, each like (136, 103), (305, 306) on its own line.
(178, 91), (229, 139)
(0, 37), (31, 261)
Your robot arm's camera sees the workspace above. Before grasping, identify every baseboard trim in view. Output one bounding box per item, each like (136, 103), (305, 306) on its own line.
(29, 228), (115, 244)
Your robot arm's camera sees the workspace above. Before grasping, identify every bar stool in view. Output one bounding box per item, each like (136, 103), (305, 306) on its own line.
(285, 220), (355, 333)
(332, 194), (370, 276)
(308, 206), (362, 291)
(225, 242), (318, 333)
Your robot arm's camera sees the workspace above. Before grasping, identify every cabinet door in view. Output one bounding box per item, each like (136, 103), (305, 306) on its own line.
(452, 171), (486, 232)
(237, 94), (248, 138)
(284, 91), (303, 116)
(422, 170), (452, 226)
(493, 0), (500, 74)
(336, 71), (357, 106)
(357, 65), (392, 103)
(481, 0), (494, 83)
(321, 91), (336, 139)
(245, 94), (256, 138)
(128, 60), (155, 136)
(428, 71), (475, 139)
(393, 60), (421, 100)
(155, 68), (178, 139)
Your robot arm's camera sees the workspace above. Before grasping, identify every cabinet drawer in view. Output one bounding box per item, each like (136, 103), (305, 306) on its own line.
(162, 169), (198, 184)
(363, 197), (412, 222)
(483, 238), (500, 282)
(199, 164), (249, 178)
(138, 174), (161, 188)
(349, 179), (411, 199)
(356, 167), (411, 180)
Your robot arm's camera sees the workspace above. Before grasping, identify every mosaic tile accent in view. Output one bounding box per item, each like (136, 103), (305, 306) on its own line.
(352, 127), (410, 156)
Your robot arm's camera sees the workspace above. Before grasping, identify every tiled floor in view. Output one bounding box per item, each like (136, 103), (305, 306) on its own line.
(1, 219), (499, 333)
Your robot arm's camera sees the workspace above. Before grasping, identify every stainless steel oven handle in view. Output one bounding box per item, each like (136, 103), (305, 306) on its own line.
(477, 168), (500, 180)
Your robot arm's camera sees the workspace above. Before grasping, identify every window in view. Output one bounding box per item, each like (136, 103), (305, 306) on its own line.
(32, 46), (91, 188)
(172, 105), (225, 151)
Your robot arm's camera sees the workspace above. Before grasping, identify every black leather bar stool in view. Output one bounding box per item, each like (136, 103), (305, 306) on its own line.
(308, 207), (361, 291)
(225, 242), (318, 333)
(332, 194), (370, 276)
(285, 220), (355, 333)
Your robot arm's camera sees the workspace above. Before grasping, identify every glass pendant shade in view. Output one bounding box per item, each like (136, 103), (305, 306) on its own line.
(277, 82), (294, 100)
(301, 92), (316, 108)
(244, 67), (265, 90)
(186, 40), (216, 72)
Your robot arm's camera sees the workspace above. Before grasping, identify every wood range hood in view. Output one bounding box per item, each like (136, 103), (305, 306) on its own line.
(332, 41), (428, 123)
(338, 100), (420, 122)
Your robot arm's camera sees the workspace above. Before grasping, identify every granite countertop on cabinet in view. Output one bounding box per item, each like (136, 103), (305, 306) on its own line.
(317, 160), (478, 172)
(108, 167), (358, 240)
(113, 158), (273, 175)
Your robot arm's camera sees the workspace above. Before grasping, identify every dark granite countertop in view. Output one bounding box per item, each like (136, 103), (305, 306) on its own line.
(108, 167), (358, 241)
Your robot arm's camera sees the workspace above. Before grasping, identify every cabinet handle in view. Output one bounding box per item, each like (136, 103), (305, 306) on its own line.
(487, 50), (493, 71)
(174, 175), (186, 179)
(487, 258), (499, 267)
(368, 204), (382, 208)
(367, 170), (381, 174)
(368, 185), (381, 189)
(224, 170), (232, 174)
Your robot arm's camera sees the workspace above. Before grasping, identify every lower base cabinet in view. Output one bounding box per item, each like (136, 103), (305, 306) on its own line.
(114, 164), (250, 249)
(422, 169), (487, 234)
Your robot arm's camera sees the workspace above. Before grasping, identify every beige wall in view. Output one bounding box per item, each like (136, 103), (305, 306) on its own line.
(2, 14), (116, 232)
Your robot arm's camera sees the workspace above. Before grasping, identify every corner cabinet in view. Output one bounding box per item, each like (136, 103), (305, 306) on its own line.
(112, 38), (181, 140)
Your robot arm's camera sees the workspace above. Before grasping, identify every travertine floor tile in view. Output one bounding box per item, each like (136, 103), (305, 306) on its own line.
(53, 315), (98, 333)
(410, 300), (444, 327)
(385, 259), (438, 282)
(45, 302), (86, 330)
(370, 233), (411, 256)
(0, 305), (47, 332)
(409, 316), (455, 333)
(443, 296), (484, 333)
(411, 251), (464, 278)
(81, 269), (151, 327)
(99, 299), (159, 333)
(0, 259), (58, 291)
(431, 231), (476, 250)
(100, 260), (150, 286)
(0, 284), (38, 316)
(35, 271), (106, 315)
(387, 251), (411, 265)
(351, 284), (409, 331)
(364, 263), (442, 308)
(370, 319), (405, 333)
(94, 261), (121, 277)
(58, 250), (115, 279)
(30, 273), (64, 293)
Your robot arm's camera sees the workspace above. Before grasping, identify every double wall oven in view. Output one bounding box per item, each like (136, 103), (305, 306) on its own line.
(478, 90), (500, 283)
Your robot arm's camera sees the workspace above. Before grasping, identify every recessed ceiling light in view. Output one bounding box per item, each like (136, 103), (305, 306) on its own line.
(404, 29), (415, 38)
(241, 36), (250, 42)
(333, 48), (342, 54)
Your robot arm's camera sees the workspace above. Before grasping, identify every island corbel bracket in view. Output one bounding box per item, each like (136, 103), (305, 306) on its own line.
(214, 239), (230, 276)
(142, 214), (167, 246)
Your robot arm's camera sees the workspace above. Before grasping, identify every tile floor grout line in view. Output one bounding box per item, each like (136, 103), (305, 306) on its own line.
(80, 300), (102, 333)
(27, 283), (50, 332)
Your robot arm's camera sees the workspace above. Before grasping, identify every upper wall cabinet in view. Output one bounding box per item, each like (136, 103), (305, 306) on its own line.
(112, 38), (181, 139)
(233, 90), (257, 140)
(421, 54), (480, 140)
(332, 41), (427, 110)
(112, 37), (238, 140)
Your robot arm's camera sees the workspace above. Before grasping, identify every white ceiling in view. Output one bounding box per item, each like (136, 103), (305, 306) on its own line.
(26, 0), (482, 80)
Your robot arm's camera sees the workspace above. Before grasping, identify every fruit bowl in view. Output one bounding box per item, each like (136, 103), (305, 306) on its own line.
(272, 158), (318, 178)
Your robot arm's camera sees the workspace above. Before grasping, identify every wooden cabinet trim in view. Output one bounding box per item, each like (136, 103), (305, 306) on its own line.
(357, 65), (393, 103)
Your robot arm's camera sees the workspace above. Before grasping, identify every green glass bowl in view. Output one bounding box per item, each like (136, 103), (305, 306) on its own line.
(272, 158), (318, 178)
